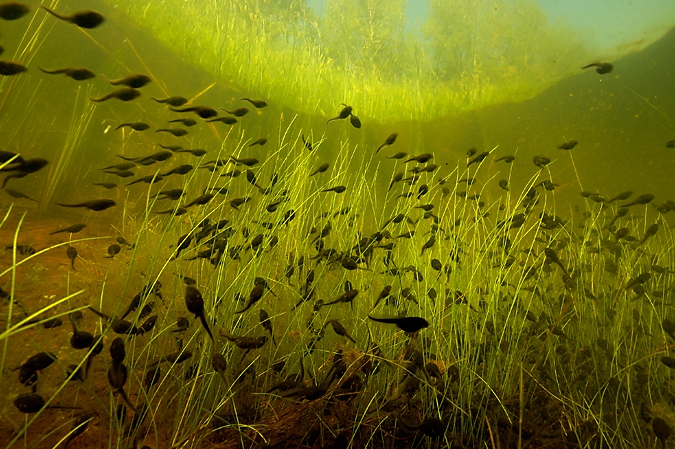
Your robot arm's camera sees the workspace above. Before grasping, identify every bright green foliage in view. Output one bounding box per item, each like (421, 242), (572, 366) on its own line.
(110, 0), (591, 122)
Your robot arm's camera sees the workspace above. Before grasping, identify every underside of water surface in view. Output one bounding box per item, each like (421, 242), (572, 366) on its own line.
(0, 1), (674, 449)
(109, 0), (599, 122)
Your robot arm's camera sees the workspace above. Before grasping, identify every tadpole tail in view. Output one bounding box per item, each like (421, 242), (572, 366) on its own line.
(118, 387), (138, 413)
(199, 313), (214, 341)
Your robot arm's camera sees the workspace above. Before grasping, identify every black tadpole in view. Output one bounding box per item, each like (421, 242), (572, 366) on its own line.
(104, 73), (151, 89)
(69, 314), (93, 349)
(185, 286), (214, 341)
(368, 316), (429, 333)
(581, 62), (613, 74)
(376, 133), (398, 153)
(326, 105), (352, 123)
(259, 309), (276, 346)
(41, 6), (105, 29)
(236, 284), (264, 314)
(66, 246), (78, 270)
(0, 3), (29, 20)
(109, 337), (126, 364)
(107, 362), (137, 412)
(14, 393), (80, 413)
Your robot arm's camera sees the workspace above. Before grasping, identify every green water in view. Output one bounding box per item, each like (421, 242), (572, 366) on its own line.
(0, 1), (674, 448)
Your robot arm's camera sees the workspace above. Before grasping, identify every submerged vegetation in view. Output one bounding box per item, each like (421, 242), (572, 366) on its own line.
(1, 1), (674, 449)
(2, 111), (675, 448)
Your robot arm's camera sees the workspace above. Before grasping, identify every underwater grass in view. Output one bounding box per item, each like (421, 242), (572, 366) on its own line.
(0, 120), (673, 448)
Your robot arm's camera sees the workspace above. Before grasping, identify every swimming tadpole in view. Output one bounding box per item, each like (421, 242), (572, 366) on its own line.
(367, 316), (429, 333)
(106, 244), (121, 258)
(385, 151), (407, 160)
(240, 97), (267, 108)
(50, 223), (86, 235)
(582, 62), (613, 74)
(259, 309), (276, 346)
(0, 61), (26, 76)
(183, 193), (214, 208)
(636, 223), (659, 247)
(41, 6), (104, 29)
(4, 188), (37, 201)
(90, 88), (140, 102)
(103, 73), (151, 89)
(207, 116), (237, 125)
(321, 185), (346, 194)
(653, 417), (671, 449)
(322, 289), (359, 308)
(168, 118), (197, 127)
(557, 140), (578, 150)
(607, 190), (632, 203)
(66, 245), (78, 270)
(160, 164), (193, 177)
(467, 151), (490, 166)
(40, 6), (105, 29)
(235, 284), (264, 314)
(301, 134), (314, 151)
(185, 285), (214, 341)
(324, 319), (357, 343)
(249, 137), (267, 147)
(156, 128), (188, 137)
(0, 2), (29, 20)
(107, 361), (137, 412)
(153, 96), (188, 106)
(221, 107), (249, 117)
(39, 66), (95, 81)
(56, 199), (116, 211)
(173, 317), (190, 332)
(0, 158), (48, 188)
(376, 133), (398, 154)
(220, 333), (268, 350)
(420, 235), (436, 255)
(116, 122), (150, 131)
(176, 148), (207, 157)
(102, 170), (134, 178)
(229, 156), (259, 167)
(495, 155), (515, 163)
(405, 152), (433, 164)
(101, 162), (135, 171)
(310, 163), (329, 177)
(109, 337), (126, 364)
(14, 393), (80, 413)
(170, 105), (217, 119)
(152, 188), (184, 200)
(621, 193), (654, 207)
(68, 311), (93, 349)
(326, 105), (352, 124)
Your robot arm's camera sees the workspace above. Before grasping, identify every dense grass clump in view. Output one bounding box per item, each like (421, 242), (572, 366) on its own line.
(1, 123), (674, 448)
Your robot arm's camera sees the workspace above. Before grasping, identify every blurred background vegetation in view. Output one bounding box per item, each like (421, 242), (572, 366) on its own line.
(110, 0), (591, 122)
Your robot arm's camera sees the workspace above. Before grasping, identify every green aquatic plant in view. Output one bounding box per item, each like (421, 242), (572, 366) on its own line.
(1, 115), (673, 447)
(40, 85), (97, 211)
